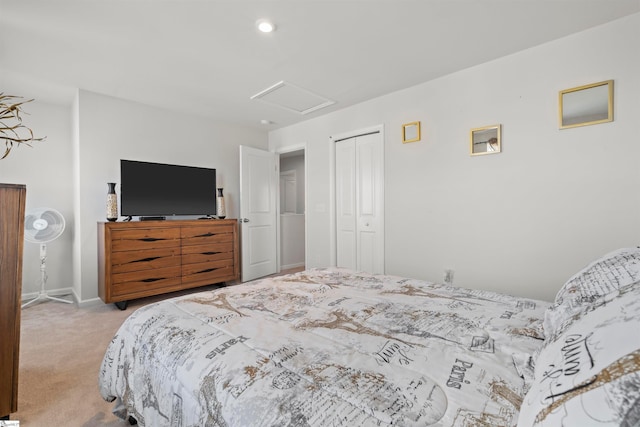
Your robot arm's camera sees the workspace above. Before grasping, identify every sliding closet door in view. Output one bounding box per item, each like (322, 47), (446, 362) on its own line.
(335, 132), (384, 274)
(336, 139), (357, 270)
(355, 133), (384, 273)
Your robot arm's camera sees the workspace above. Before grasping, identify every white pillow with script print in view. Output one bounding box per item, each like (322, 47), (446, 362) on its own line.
(543, 247), (640, 336)
(519, 284), (640, 427)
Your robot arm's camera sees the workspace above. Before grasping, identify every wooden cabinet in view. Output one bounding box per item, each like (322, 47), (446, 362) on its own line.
(98, 219), (238, 308)
(0, 184), (26, 418)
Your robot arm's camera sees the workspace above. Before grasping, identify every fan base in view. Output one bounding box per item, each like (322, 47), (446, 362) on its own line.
(22, 292), (73, 309)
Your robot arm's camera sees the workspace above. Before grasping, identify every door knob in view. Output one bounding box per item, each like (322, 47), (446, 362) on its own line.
(240, 218), (250, 223)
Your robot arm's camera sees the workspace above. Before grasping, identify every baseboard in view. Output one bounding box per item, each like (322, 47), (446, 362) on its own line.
(76, 297), (106, 308)
(280, 262), (305, 270)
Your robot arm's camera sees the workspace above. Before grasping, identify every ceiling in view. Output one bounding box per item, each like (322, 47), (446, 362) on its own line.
(1, 1), (639, 131)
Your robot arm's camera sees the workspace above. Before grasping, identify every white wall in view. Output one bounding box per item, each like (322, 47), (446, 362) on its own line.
(281, 214), (305, 269)
(269, 13), (640, 302)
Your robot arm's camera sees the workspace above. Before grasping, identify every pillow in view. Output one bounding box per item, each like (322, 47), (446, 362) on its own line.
(543, 247), (640, 335)
(518, 283), (640, 427)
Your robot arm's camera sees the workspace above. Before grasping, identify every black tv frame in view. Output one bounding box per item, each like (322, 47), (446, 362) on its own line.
(120, 159), (217, 220)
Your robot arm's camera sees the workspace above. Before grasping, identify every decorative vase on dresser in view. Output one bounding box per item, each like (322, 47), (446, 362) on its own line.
(0, 183), (26, 419)
(106, 182), (118, 222)
(216, 188), (226, 219)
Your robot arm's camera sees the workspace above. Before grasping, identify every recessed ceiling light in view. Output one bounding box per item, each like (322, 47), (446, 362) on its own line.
(256, 19), (276, 33)
(260, 119), (274, 125)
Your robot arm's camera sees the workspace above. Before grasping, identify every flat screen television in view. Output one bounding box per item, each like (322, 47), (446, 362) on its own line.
(120, 159), (216, 218)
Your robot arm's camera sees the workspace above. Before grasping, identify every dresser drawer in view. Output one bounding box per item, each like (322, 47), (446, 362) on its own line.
(182, 259), (235, 285)
(181, 243), (234, 265)
(181, 224), (235, 246)
(111, 228), (180, 252)
(111, 266), (182, 297)
(110, 247), (181, 274)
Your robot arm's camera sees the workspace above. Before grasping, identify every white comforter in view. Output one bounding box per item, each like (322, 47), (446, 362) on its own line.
(99, 268), (549, 426)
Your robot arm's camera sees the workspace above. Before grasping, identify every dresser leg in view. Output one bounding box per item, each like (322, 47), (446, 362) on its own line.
(114, 300), (128, 310)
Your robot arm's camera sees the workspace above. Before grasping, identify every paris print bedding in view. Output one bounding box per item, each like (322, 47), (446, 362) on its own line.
(99, 267), (550, 427)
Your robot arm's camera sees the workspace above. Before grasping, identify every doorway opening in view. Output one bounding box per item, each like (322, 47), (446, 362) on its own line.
(278, 149), (306, 273)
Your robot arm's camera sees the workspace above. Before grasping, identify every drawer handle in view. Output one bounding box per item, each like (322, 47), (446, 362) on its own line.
(134, 256), (161, 263)
(141, 237), (166, 242)
(195, 232), (216, 238)
(197, 268), (218, 274)
(202, 251), (221, 255)
(141, 278), (164, 283)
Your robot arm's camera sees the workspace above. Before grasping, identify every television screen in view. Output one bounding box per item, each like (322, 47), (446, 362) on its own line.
(120, 160), (217, 217)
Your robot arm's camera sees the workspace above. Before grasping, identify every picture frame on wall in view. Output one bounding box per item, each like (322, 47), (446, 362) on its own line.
(559, 80), (613, 129)
(402, 121), (421, 143)
(470, 124), (501, 156)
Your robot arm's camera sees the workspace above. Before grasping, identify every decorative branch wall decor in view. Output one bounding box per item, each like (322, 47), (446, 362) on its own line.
(1, 93), (45, 159)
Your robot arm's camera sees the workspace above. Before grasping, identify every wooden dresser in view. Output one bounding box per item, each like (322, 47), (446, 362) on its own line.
(0, 184), (26, 418)
(98, 219), (238, 309)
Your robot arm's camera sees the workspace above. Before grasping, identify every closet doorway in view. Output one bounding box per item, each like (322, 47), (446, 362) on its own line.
(332, 125), (384, 274)
(279, 149), (306, 272)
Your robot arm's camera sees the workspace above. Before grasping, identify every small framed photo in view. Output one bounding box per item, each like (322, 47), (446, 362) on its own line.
(402, 121), (421, 143)
(470, 124), (501, 156)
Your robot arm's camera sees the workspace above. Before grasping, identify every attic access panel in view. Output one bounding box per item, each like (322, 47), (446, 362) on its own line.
(250, 81), (335, 115)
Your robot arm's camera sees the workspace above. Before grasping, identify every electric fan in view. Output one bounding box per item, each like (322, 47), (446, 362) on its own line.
(21, 207), (73, 308)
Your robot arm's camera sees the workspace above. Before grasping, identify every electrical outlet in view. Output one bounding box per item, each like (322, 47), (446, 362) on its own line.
(444, 269), (454, 285)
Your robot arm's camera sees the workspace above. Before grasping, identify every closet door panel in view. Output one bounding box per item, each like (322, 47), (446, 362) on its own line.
(355, 133), (384, 274)
(335, 139), (357, 270)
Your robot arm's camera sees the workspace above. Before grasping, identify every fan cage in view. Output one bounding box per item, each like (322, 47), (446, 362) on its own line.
(24, 208), (66, 243)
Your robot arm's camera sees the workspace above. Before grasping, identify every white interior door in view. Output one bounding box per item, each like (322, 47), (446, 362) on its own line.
(240, 146), (278, 282)
(335, 131), (384, 274)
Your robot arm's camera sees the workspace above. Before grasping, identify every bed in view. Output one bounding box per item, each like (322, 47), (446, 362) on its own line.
(99, 248), (640, 426)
